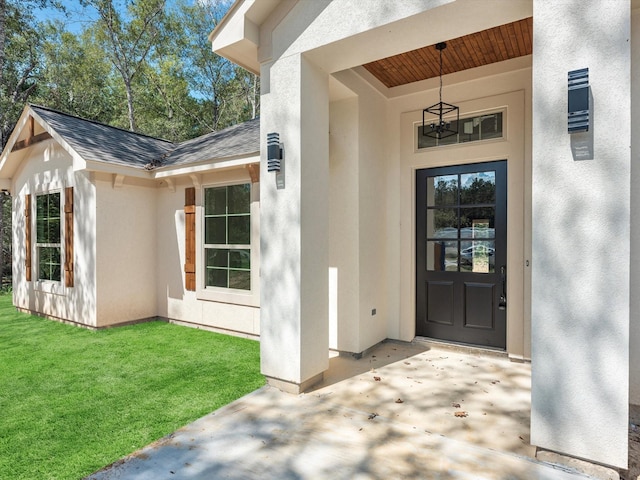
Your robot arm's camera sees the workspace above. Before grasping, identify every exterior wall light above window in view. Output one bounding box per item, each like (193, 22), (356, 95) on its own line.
(267, 132), (283, 172)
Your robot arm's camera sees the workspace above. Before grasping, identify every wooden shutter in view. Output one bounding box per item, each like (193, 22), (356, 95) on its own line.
(25, 194), (31, 282)
(184, 187), (196, 291)
(64, 187), (74, 287)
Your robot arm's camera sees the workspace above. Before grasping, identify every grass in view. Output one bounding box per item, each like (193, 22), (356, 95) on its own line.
(0, 295), (264, 479)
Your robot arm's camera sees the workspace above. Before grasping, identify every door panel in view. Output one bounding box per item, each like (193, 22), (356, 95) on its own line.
(416, 161), (507, 349)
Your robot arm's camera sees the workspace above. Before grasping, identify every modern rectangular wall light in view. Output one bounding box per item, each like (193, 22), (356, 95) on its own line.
(568, 68), (589, 133)
(267, 132), (282, 172)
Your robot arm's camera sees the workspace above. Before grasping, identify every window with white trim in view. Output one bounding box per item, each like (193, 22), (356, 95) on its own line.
(36, 192), (61, 282)
(203, 183), (251, 290)
(417, 111), (504, 149)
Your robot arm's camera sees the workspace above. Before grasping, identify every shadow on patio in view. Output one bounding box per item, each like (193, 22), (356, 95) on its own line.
(309, 340), (534, 459)
(89, 341), (592, 480)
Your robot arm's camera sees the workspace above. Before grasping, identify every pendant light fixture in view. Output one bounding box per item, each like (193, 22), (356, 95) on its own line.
(422, 42), (459, 140)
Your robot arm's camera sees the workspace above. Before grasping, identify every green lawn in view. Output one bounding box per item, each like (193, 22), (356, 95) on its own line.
(0, 295), (264, 479)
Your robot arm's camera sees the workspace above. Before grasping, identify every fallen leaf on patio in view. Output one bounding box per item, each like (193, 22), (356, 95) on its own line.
(454, 411), (468, 418)
(374, 376), (381, 381)
(452, 403), (461, 408)
(395, 398), (404, 403)
(359, 428), (363, 431)
(404, 362), (411, 365)
(368, 413), (378, 420)
(491, 380), (500, 384)
(372, 355), (376, 358)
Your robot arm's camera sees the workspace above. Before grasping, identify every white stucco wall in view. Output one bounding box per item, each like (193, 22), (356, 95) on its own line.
(11, 141), (97, 326)
(329, 97), (360, 351)
(155, 171), (260, 336)
(256, 0), (532, 386)
(260, 52), (330, 388)
(328, 72), (390, 355)
(630, 6), (640, 408)
(266, 0), (530, 75)
(94, 174), (157, 326)
(531, 1), (630, 468)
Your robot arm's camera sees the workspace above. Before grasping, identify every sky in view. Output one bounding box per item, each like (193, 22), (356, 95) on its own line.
(35, 2), (98, 33)
(34, 0), (207, 34)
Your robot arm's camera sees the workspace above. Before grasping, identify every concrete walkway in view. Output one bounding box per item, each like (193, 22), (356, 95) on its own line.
(87, 341), (598, 480)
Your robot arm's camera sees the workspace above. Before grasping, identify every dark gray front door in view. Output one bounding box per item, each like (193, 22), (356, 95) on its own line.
(416, 161), (507, 349)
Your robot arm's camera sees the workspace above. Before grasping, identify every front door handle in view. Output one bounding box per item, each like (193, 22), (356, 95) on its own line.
(499, 265), (507, 310)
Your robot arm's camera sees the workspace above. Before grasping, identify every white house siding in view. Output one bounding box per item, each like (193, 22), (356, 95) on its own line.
(12, 141), (98, 326)
(94, 173), (157, 326)
(531, 1), (630, 468)
(155, 171), (260, 337)
(630, 6), (640, 411)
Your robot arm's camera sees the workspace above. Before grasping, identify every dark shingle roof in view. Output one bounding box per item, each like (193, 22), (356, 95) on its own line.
(29, 105), (259, 171)
(31, 105), (175, 168)
(162, 117), (259, 167)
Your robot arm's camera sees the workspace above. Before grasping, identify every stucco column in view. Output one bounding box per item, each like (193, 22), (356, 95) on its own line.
(531, 1), (630, 468)
(259, 53), (330, 393)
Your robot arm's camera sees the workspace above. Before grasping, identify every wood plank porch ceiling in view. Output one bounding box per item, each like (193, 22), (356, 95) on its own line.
(363, 17), (532, 88)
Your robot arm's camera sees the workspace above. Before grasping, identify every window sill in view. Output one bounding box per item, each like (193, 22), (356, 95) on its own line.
(34, 280), (66, 296)
(196, 287), (259, 308)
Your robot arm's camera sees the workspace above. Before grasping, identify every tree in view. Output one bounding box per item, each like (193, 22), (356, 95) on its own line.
(171, 0), (258, 131)
(0, 0), (64, 288)
(0, 1), (43, 146)
(81, 0), (166, 132)
(35, 23), (124, 125)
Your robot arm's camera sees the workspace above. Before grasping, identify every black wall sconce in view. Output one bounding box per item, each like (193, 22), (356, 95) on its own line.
(267, 132), (282, 172)
(568, 68), (589, 133)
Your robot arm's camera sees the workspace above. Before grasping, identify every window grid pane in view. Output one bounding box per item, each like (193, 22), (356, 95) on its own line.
(425, 171), (497, 274)
(36, 193), (61, 282)
(203, 184), (251, 291)
(418, 112), (503, 149)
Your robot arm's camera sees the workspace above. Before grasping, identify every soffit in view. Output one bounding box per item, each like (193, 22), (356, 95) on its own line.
(362, 17), (532, 89)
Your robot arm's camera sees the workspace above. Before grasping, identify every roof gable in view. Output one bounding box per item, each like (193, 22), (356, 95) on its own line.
(31, 106), (175, 169)
(0, 104), (260, 181)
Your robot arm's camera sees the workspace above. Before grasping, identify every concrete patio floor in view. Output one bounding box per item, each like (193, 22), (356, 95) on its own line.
(87, 341), (604, 479)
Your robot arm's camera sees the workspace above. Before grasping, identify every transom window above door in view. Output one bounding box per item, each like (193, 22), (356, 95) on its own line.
(417, 111), (503, 149)
(425, 170), (497, 273)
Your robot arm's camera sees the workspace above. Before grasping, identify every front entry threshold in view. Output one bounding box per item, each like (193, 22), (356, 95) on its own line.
(265, 372), (324, 394)
(414, 336), (509, 359)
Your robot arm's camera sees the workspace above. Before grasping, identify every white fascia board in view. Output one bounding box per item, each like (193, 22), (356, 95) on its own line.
(153, 153), (260, 179)
(210, 0), (281, 74)
(0, 106), (87, 179)
(0, 106), (35, 178)
(27, 108), (89, 172)
(83, 159), (153, 179)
